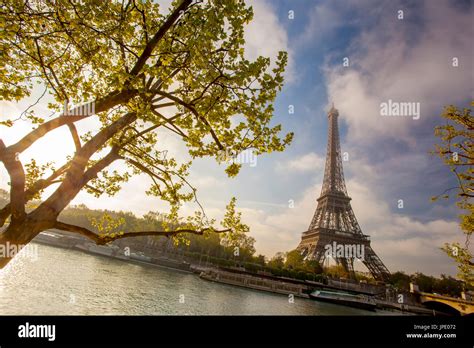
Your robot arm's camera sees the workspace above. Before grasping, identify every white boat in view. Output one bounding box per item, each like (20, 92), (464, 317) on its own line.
(130, 252), (152, 262)
(309, 289), (377, 311)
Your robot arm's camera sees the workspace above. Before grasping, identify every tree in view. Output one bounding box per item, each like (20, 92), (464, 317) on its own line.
(0, 0), (292, 268)
(220, 210), (256, 261)
(388, 271), (411, 291)
(254, 254), (266, 266)
(267, 252), (285, 269)
(325, 265), (349, 279)
(412, 272), (436, 293)
(304, 259), (323, 274)
(283, 249), (323, 273)
(436, 274), (463, 297)
(432, 103), (473, 285)
(284, 249), (305, 270)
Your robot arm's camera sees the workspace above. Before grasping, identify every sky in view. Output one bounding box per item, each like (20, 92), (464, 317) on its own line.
(0, 0), (473, 277)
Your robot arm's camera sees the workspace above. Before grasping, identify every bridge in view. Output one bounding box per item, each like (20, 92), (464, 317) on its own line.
(415, 291), (474, 316)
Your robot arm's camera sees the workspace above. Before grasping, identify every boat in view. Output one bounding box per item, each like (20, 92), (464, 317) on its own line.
(75, 243), (116, 257)
(199, 269), (308, 297)
(33, 231), (85, 248)
(309, 289), (377, 311)
(130, 252), (152, 262)
(150, 257), (191, 272)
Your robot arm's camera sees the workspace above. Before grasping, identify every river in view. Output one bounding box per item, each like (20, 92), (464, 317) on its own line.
(0, 243), (387, 315)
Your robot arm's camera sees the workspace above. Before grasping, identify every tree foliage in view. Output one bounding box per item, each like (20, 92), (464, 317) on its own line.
(266, 250), (324, 274)
(0, 0), (292, 268)
(267, 252), (285, 269)
(388, 272), (466, 298)
(284, 249), (305, 269)
(58, 203), (258, 262)
(432, 103), (473, 285)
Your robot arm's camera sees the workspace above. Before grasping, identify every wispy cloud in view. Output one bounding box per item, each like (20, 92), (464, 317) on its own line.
(325, 0), (472, 144)
(276, 152), (325, 173)
(244, 0), (296, 82)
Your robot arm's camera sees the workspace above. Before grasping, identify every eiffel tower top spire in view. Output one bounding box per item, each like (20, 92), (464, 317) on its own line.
(320, 104), (348, 197)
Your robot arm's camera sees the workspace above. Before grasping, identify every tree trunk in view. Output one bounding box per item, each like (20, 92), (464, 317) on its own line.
(0, 215), (54, 269)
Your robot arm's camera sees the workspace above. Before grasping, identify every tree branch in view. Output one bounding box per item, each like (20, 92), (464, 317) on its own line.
(126, 157), (170, 188)
(128, 0), (192, 77)
(154, 91), (224, 150)
(0, 140), (26, 223)
(5, 89), (138, 156)
(81, 146), (122, 184)
(151, 110), (188, 138)
(53, 221), (230, 245)
(0, 161), (70, 227)
(67, 123), (81, 151)
(33, 112), (137, 216)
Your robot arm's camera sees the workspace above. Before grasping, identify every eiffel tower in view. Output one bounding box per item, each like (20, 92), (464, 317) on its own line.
(297, 105), (390, 282)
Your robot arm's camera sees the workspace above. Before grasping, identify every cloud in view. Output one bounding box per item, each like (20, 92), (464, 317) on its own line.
(341, 173), (463, 275)
(192, 175), (225, 189)
(276, 152), (325, 173)
(244, 0), (295, 83)
(325, 0), (473, 145)
(293, 2), (344, 49)
(292, 0), (383, 50)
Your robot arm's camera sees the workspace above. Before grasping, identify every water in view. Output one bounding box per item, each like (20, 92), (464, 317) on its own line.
(0, 244), (383, 315)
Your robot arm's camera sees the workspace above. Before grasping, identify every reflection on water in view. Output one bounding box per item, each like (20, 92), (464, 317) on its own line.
(0, 244), (384, 315)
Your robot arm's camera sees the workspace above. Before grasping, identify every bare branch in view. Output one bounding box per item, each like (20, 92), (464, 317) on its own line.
(19, 87), (48, 120)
